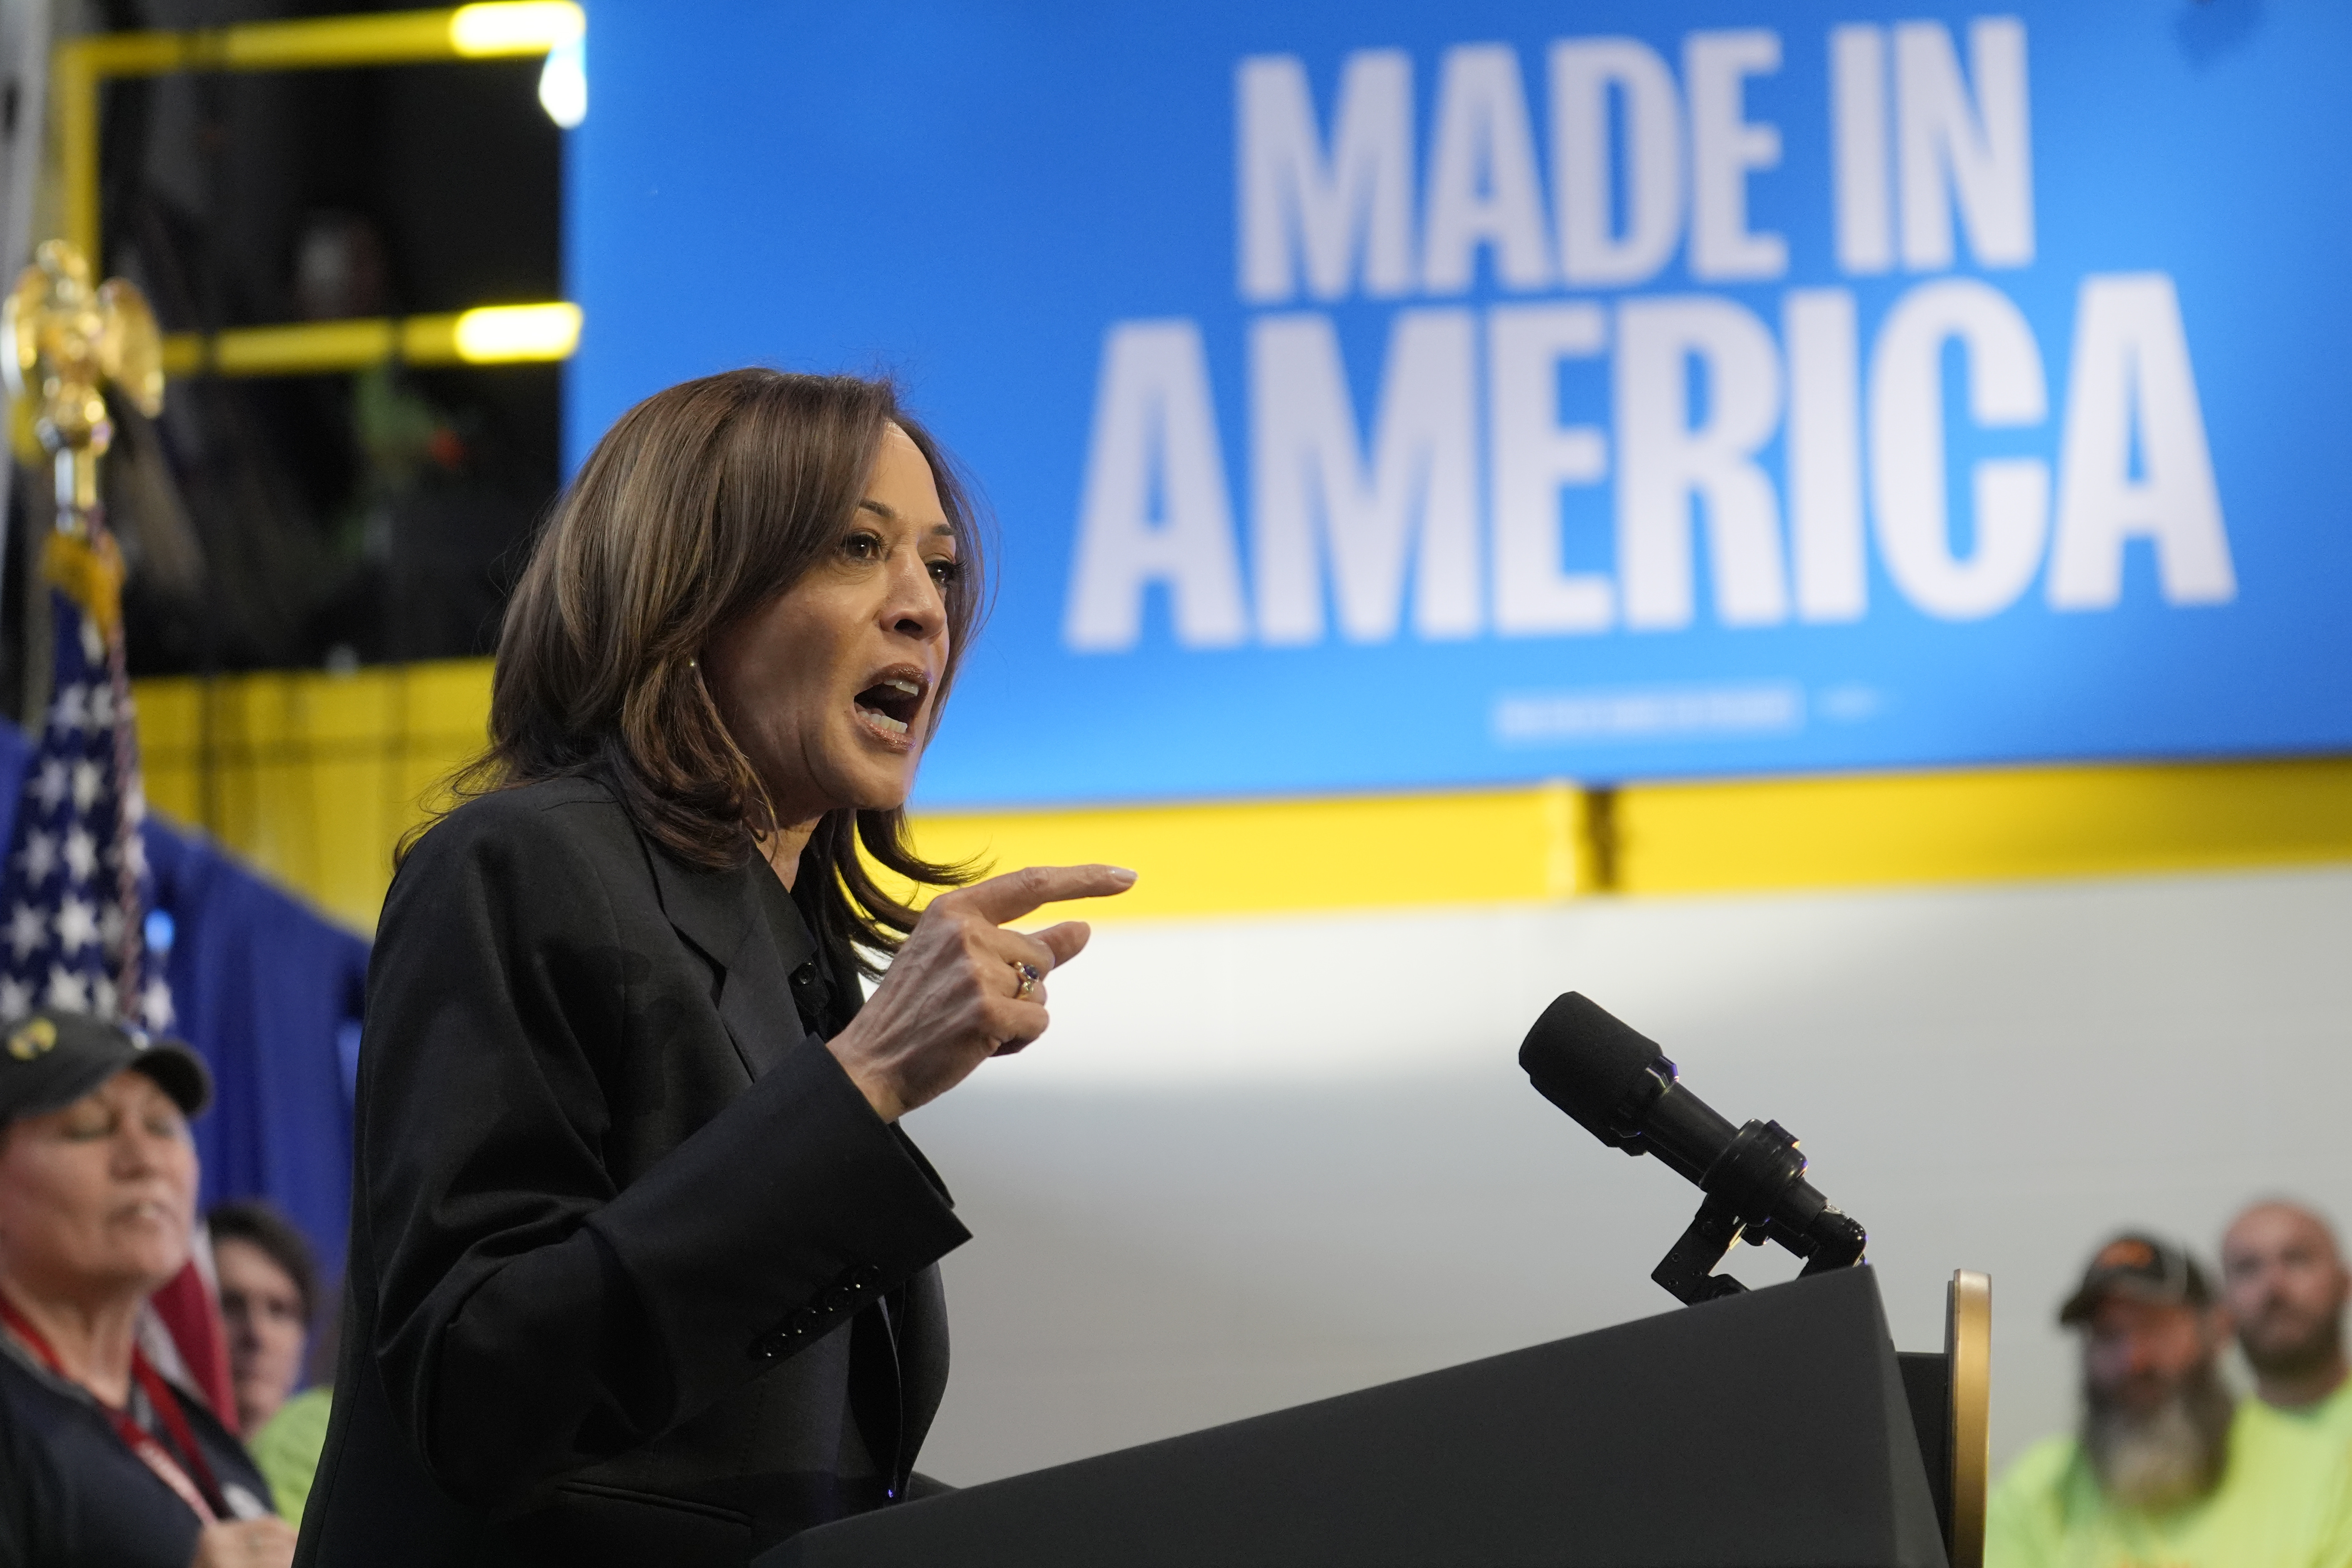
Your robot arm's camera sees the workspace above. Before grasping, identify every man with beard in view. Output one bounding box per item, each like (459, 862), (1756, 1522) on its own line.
(1986, 1232), (2352, 1568)
(2223, 1201), (2352, 1432)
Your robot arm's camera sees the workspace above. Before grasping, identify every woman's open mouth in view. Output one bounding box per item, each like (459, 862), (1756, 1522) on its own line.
(853, 672), (927, 741)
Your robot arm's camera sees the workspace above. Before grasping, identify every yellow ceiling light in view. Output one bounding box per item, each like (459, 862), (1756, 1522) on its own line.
(451, 302), (582, 363)
(448, 2), (584, 58)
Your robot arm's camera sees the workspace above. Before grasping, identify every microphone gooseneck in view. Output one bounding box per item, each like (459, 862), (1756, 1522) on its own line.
(1518, 991), (1867, 1305)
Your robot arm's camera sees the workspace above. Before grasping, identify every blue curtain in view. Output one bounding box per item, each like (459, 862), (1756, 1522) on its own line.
(0, 720), (366, 1278)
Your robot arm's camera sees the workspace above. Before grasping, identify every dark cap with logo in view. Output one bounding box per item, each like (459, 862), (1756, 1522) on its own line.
(0, 1011), (211, 1128)
(2058, 1232), (2214, 1325)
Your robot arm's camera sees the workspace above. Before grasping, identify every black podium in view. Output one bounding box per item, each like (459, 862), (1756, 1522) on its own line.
(765, 1266), (1951, 1568)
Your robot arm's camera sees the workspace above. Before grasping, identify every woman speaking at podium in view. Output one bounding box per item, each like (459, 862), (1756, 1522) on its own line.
(295, 370), (1132, 1567)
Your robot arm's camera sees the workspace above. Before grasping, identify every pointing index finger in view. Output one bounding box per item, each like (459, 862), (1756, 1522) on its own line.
(950, 864), (1136, 926)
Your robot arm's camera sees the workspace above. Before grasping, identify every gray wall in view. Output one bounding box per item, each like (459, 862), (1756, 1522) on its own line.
(901, 864), (2352, 1485)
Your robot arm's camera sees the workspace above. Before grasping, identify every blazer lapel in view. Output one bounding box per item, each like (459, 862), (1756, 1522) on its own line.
(644, 843), (809, 1081)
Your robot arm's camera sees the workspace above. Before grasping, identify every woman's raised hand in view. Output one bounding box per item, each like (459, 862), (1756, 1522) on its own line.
(826, 864), (1135, 1121)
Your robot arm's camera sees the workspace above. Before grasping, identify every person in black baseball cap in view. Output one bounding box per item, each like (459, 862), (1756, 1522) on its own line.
(2058, 1231), (2216, 1326)
(2055, 1231), (2235, 1515)
(0, 1011), (294, 1568)
(0, 1010), (212, 1129)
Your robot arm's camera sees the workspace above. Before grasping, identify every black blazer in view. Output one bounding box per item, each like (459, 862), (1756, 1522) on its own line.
(295, 775), (971, 1568)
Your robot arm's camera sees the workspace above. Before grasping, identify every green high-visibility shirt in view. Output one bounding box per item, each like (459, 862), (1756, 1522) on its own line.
(249, 1386), (334, 1528)
(1987, 1396), (2352, 1568)
(2271, 1378), (2352, 1446)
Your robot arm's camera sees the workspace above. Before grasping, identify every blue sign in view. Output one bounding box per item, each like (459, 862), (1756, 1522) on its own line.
(569, 0), (2347, 806)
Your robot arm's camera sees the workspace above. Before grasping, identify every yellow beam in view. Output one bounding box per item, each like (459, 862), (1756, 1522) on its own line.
(53, 2), (581, 274)
(158, 303), (580, 377)
(52, 41), (99, 261)
(1611, 755), (2352, 895)
(59, 4), (577, 77)
(136, 661), (496, 933)
(903, 757), (2352, 920)
(898, 783), (1590, 920)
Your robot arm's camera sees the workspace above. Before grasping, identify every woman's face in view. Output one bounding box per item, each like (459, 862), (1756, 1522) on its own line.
(705, 423), (961, 826)
(0, 1070), (196, 1305)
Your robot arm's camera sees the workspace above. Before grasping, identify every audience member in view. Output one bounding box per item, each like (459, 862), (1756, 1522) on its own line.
(2223, 1200), (2352, 1432)
(208, 1200), (335, 1525)
(0, 1011), (294, 1567)
(1986, 1232), (2352, 1568)
(207, 1202), (316, 1436)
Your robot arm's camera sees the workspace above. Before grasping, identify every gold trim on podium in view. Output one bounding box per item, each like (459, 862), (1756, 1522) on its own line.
(1946, 1269), (1993, 1568)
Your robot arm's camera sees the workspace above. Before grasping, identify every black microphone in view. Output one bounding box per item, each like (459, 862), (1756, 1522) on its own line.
(1518, 991), (1866, 1305)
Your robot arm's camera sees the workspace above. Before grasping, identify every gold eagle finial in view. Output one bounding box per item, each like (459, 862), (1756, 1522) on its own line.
(1, 239), (164, 530)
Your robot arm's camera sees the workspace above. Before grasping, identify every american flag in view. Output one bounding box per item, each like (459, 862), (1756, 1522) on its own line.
(0, 542), (170, 1033)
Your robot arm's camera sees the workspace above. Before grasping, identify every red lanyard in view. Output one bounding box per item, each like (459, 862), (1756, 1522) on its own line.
(0, 1289), (225, 1524)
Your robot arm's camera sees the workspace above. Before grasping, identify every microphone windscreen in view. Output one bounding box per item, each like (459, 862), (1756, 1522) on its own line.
(1518, 992), (1666, 1144)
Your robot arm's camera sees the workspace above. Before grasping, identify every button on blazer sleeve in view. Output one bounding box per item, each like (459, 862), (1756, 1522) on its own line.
(355, 788), (969, 1510)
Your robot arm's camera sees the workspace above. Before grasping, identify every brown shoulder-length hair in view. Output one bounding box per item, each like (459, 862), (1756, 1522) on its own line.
(433, 367), (984, 975)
